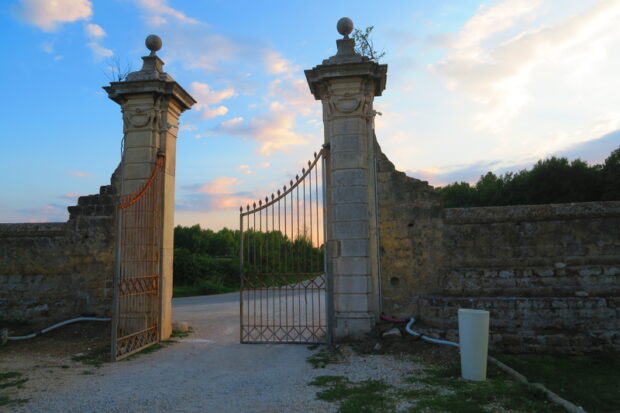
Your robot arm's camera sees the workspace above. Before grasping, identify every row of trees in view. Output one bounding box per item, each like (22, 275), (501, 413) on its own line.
(437, 146), (620, 208)
(173, 225), (323, 295)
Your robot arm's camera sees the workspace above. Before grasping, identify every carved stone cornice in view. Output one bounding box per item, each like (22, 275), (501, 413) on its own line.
(103, 79), (196, 112)
(305, 61), (388, 100)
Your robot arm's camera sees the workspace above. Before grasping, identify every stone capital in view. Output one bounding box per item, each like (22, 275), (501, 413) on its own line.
(305, 61), (387, 100)
(104, 79), (196, 113)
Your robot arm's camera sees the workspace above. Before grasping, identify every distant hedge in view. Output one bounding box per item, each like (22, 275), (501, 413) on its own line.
(437, 146), (620, 208)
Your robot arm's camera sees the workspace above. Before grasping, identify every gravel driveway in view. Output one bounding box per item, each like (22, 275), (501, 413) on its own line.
(7, 293), (423, 413)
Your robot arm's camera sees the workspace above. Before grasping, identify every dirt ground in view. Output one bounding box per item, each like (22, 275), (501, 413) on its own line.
(0, 322), (112, 406)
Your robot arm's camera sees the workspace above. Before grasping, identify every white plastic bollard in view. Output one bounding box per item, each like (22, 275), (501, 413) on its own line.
(458, 309), (490, 381)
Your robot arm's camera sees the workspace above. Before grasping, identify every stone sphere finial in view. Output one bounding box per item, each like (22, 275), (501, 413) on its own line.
(337, 17), (354, 38)
(145, 34), (162, 54)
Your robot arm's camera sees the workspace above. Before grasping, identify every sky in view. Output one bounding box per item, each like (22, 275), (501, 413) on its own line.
(1, 0), (619, 230)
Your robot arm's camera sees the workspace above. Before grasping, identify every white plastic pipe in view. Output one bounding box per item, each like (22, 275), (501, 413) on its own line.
(458, 309), (490, 381)
(7, 317), (111, 341)
(405, 318), (459, 347)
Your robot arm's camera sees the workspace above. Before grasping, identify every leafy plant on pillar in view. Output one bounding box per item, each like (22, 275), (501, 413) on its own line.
(352, 26), (386, 62)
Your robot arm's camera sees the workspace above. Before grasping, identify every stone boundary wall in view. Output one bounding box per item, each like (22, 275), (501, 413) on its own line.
(0, 183), (117, 330)
(377, 143), (620, 353)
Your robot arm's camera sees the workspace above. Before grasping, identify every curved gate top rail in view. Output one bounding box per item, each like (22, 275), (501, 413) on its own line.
(240, 148), (326, 217)
(239, 147), (329, 344)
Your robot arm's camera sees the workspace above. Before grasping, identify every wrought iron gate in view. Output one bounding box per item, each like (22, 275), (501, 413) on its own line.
(240, 148), (329, 344)
(111, 155), (164, 360)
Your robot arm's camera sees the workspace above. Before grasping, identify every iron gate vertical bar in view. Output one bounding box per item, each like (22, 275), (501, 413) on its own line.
(111, 191), (122, 361)
(239, 208), (244, 343)
(323, 150), (334, 345)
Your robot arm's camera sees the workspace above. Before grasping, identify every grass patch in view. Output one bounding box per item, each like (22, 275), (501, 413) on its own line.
(309, 360), (563, 413)
(0, 372), (22, 381)
(496, 351), (620, 413)
(81, 370), (95, 375)
(406, 363), (563, 413)
(309, 375), (396, 413)
(72, 345), (110, 368)
(0, 372), (28, 390)
(0, 372), (29, 408)
(306, 346), (342, 369)
(0, 395), (29, 408)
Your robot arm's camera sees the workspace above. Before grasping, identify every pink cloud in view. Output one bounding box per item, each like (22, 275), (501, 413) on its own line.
(203, 106), (229, 119)
(262, 50), (298, 75)
(61, 193), (81, 200)
(190, 82), (236, 119)
(213, 195), (258, 210)
(212, 106), (308, 155)
(192, 177), (240, 195)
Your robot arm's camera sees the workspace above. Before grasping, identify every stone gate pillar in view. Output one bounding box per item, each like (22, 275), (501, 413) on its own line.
(305, 18), (387, 340)
(104, 35), (196, 339)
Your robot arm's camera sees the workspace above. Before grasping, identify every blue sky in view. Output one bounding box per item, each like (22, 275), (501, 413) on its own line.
(1, 0), (619, 229)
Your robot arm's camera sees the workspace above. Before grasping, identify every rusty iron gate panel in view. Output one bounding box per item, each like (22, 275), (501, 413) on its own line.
(240, 148), (330, 344)
(111, 155), (164, 360)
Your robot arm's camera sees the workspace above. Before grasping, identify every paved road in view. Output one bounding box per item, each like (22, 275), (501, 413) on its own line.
(15, 293), (335, 413)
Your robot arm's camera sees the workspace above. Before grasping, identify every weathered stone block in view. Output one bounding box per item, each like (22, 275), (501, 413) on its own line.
(333, 186), (367, 204)
(334, 293), (369, 312)
(334, 275), (370, 293)
(330, 152), (367, 170)
(340, 239), (369, 257)
(334, 204), (368, 221)
(333, 316), (374, 340)
(331, 135), (365, 153)
(334, 257), (369, 275)
(331, 118), (365, 135)
(332, 169), (366, 186)
(333, 221), (369, 239)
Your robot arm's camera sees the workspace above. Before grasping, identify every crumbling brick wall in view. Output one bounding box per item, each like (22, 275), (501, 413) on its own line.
(377, 143), (620, 353)
(0, 182), (118, 329)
